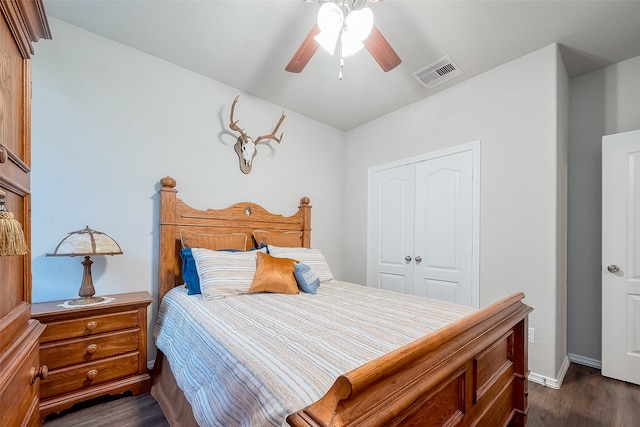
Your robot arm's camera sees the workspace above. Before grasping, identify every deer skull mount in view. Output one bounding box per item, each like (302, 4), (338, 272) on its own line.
(229, 96), (286, 174)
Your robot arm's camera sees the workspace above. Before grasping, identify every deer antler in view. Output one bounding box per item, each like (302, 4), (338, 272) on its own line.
(255, 111), (286, 145)
(229, 95), (247, 139)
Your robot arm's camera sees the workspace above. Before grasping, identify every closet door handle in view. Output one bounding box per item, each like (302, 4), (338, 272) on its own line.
(415, 256), (422, 264)
(405, 256), (412, 263)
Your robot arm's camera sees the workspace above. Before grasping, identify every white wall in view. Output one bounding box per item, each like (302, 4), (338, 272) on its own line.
(31, 18), (578, 381)
(555, 47), (569, 374)
(30, 18), (346, 358)
(343, 44), (567, 381)
(567, 55), (640, 365)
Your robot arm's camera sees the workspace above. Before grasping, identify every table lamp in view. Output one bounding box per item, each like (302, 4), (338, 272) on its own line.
(47, 226), (123, 305)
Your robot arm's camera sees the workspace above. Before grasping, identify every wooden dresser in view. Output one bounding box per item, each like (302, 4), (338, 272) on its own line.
(31, 292), (153, 421)
(0, 1), (50, 426)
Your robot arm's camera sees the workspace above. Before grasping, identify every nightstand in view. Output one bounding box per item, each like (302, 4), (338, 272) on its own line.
(31, 291), (153, 421)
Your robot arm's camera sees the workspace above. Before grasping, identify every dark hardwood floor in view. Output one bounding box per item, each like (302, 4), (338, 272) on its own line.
(527, 363), (640, 427)
(42, 363), (639, 426)
(42, 392), (169, 427)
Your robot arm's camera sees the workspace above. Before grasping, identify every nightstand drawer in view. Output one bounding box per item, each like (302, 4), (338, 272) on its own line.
(40, 329), (140, 370)
(40, 352), (140, 399)
(40, 311), (139, 343)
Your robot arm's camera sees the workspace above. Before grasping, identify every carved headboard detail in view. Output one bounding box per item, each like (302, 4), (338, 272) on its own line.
(157, 176), (311, 302)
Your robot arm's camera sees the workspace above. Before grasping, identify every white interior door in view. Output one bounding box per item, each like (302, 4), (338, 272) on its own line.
(369, 164), (415, 294)
(602, 129), (640, 385)
(414, 150), (474, 306)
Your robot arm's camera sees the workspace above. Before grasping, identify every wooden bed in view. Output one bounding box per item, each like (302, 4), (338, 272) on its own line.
(155, 176), (533, 427)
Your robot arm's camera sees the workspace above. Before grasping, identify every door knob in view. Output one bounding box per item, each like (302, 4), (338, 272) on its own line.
(415, 256), (422, 264)
(405, 256), (412, 263)
(607, 264), (620, 273)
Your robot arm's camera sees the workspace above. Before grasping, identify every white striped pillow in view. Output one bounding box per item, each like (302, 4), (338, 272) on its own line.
(268, 246), (334, 282)
(193, 248), (266, 300)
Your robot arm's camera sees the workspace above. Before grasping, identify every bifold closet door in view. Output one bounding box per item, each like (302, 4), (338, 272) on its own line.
(369, 164), (416, 294)
(413, 150), (474, 306)
(369, 148), (475, 306)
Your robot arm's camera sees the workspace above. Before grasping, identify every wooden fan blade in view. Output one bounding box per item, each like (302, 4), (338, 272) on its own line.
(363, 25), (402, 72)
(285, 24), (321, 73)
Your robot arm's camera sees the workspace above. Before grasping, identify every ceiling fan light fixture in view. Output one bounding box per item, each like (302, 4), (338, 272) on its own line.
(286, 0), (401, 74)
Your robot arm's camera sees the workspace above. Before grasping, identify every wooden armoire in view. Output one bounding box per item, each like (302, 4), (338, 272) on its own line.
(0, 1), (50, 426)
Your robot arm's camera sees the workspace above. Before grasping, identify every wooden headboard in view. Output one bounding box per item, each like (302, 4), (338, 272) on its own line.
(158, 176), (311, 302)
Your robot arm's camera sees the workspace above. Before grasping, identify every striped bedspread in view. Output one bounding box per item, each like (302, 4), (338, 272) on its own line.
(154, 281), (475, 427)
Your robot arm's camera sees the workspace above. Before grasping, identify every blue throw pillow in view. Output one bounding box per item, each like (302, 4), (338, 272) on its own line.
(294, 262), (320, 294)
(180, 248), (201, 295)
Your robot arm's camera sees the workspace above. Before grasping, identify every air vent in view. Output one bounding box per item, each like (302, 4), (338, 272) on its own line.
(411, 55), (464, 89)
(350, 0), (369, 10)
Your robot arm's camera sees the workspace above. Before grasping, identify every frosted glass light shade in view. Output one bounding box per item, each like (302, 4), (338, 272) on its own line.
(345, 8), (373, 41)
(315, 2), (343, 54)
(317, 2), (343, 34)
(315, 31), (340, 55)
(341, 8), (373, 57)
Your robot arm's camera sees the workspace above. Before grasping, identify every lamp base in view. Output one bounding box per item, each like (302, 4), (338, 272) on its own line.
(67, 296), (105, 306)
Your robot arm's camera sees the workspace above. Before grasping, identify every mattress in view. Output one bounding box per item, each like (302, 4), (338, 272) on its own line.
(154, 281), (475, 427)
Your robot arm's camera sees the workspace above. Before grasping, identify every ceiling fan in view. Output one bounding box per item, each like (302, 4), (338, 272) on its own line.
(285, 0), (402, 74)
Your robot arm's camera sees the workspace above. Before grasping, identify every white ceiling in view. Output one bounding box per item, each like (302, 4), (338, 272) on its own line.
(43, 0), (640, 131)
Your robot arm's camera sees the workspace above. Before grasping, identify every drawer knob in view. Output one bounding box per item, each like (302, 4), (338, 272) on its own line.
(86, 344), (98, 354)
(86, 321), (98, 331)
(86, 369), (98, 380)
(29, 365), (48, 385)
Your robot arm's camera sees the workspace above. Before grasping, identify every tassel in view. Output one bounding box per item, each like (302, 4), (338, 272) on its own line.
(0, 190), (28, 256)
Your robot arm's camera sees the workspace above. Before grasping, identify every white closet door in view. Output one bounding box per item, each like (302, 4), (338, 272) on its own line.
(414, 150), (474, 306)
(369, 164), (415, 294)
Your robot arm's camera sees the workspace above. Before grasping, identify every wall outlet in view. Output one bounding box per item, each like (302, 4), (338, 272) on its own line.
(528, 327), (535, 344)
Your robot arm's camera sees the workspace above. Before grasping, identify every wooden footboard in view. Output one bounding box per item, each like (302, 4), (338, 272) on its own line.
(287, 293), (532, 427)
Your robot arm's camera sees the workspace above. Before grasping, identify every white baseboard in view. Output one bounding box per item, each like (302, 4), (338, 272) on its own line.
(568, 353), (601, 369)
(527, 355), (570, 389)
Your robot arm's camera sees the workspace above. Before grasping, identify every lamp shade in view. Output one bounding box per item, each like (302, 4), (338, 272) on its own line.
(48, 226), (122, 257)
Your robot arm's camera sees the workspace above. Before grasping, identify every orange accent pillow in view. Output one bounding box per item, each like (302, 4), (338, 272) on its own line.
(248, 252), (299, 294)
(253, 230), (302, 248)
(180, 230), (247, 251)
